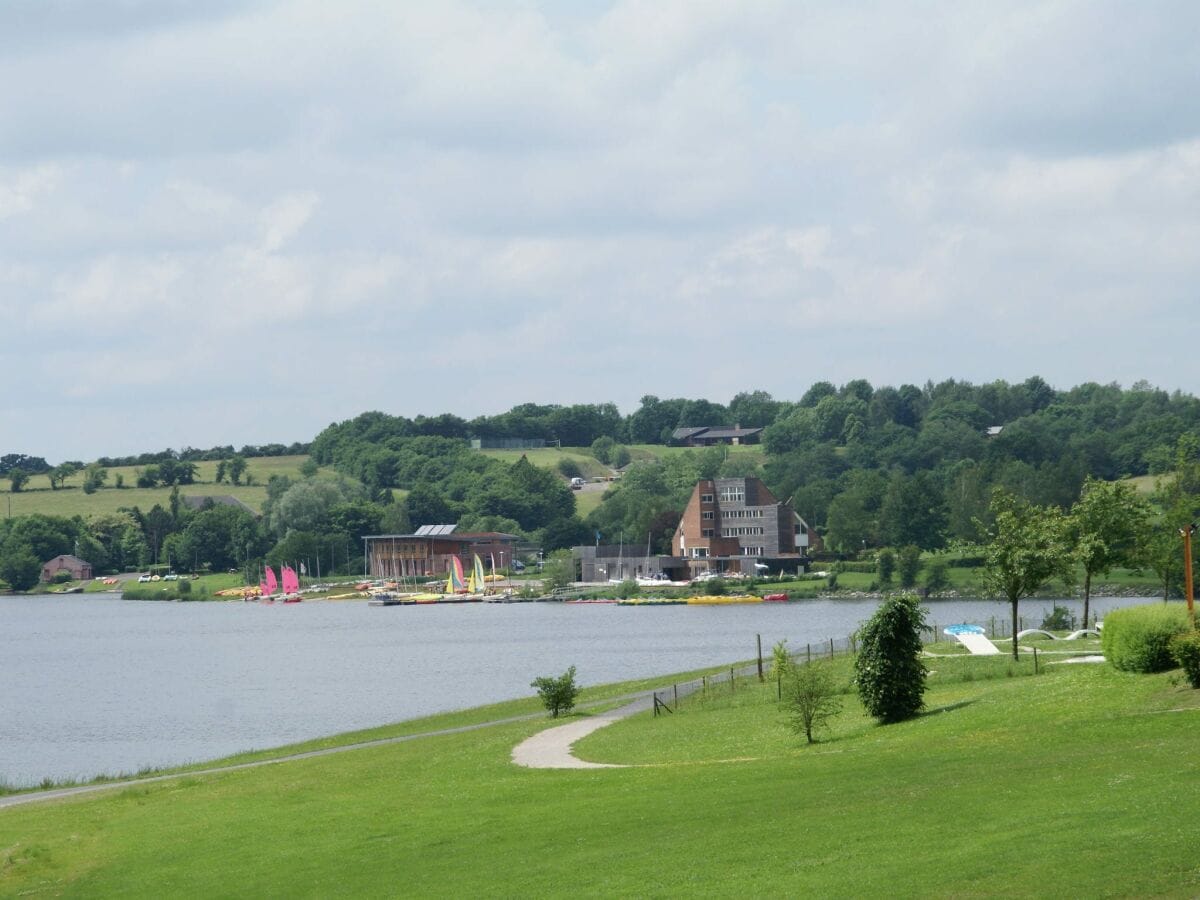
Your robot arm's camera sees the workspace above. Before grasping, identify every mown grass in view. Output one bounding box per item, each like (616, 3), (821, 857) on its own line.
(3, 655), (1200, 897)
(0, 456), (347, 520)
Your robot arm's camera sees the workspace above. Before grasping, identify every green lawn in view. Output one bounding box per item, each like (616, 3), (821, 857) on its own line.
(0, 457), (345, 519)
(477, 447), (611, 479)
(3, 654), (1199, 896)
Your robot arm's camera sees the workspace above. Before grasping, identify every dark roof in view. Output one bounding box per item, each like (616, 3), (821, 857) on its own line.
(674, 426), (763, 440)
(699, 427), (763, 439)
(44, 554), (90, 566)
(363, 532), (518, 542)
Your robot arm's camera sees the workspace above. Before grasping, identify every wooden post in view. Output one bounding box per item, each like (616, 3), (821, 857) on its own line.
(702, 675), (707, 697)
(730, 667), (735, 691)
(674, 684), (678, 707)
(757, 633), (764, 681)
(1183, 525), (1196, 629)
(653, 693), (659, 717)
(829, 637), (834, 657)
(806, 643), (811, 664)
(1033, 646), (1039, 675)
(777, 672), (782, 701)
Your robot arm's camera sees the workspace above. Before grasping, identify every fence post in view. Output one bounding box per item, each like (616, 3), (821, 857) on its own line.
(653, 693), (659, 717)
(806, 643), (811, 664)
(730, 667), (735, 691)
(757, 633), (764, 682)
(702, 675), (707, 698)
(777, 672), (782, 701)
(829, 637), (834, 657)
(1033, 646), (1039, 675)
(674, 684), (678, 707)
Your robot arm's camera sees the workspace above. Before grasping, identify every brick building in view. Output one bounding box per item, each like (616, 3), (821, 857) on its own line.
(41, 554), (94, 582)
(670, 477), (811, 577)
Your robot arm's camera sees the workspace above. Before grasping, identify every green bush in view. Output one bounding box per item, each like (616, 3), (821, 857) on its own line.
(556, 459), (582, 479)
(531, 665), (581, 718)
(923, 560), (949, 593)
(1040, 604), (1075, 631)
(854, 594), (927, 722)
(1169, 631), (1200, 688)
(51, 570), (74, 584)
(897, 546), (921, 588)
(1102, 603), (1191, 673)
(876, 548), (895, 585)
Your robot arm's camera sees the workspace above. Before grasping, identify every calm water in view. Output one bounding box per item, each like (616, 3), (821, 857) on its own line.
(0, 593), (1146, 787)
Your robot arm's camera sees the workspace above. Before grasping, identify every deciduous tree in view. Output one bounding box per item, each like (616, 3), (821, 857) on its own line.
(1068, 477), (1150, 628)
(980, 489), (1072, 659)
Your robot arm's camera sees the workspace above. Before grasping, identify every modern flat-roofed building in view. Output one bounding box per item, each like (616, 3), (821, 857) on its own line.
(671, 426), (764, 447)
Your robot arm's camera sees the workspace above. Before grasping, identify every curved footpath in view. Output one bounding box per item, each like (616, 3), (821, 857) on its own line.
(0, 686), (681, 811)
(2, 666), (755, 810)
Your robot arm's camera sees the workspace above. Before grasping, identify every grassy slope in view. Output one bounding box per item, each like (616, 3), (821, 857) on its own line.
(2, 657), (1199, 897)
(0, 457), (345, 519)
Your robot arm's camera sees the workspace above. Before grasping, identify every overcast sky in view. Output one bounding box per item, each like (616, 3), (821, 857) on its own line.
(3, 0), (1199, 463)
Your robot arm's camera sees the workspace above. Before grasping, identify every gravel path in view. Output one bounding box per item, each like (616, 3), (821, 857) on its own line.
(511, 696), (652, 769)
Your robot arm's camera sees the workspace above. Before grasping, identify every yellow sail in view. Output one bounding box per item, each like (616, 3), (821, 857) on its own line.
(473, 555), (487, 593)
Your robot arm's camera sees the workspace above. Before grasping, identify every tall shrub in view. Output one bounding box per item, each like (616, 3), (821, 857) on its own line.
(854, 594), (927, 722)
(1102, 603), (1190, 673)
(1169, 632), (1200, 688)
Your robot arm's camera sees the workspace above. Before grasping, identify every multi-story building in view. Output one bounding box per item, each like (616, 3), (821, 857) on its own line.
(670, 477), (811, 577)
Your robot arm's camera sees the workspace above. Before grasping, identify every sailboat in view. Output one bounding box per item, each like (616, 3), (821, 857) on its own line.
(467, 554), (487, 595)
(445, 556), (467, 594)
(280, 565), (302, 602)
(260, 566), (279, 602)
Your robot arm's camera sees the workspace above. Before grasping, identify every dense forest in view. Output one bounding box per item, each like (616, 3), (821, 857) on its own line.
(3, 377), (1200, 591)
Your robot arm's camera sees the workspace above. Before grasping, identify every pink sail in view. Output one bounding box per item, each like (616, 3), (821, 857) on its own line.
(281, 565), (300, 594)
(264, 567), (279, 595)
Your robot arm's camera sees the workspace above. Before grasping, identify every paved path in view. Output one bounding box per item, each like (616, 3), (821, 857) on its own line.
(3, 667), (756, 808)
(512, 697), (651, 769)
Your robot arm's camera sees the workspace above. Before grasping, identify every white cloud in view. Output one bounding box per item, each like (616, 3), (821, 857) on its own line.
(1, 0), (1199, 460)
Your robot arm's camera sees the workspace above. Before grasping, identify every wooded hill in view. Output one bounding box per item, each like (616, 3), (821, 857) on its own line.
(3, 377), (1200, 590)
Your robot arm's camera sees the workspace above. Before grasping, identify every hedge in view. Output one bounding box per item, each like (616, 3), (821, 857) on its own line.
(1101, 603), (1191, 673)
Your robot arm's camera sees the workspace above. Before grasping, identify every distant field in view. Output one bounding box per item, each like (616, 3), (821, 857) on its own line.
(0, 456), (340, 519)
(476, 447), (611, 479)
(1123, 473), (1160, 495)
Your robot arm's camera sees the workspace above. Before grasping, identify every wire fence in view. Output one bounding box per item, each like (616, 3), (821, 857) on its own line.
(644, 620), (1083, 715)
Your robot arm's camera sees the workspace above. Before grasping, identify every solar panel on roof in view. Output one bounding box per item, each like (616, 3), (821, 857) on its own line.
(415, 524), (457, 536)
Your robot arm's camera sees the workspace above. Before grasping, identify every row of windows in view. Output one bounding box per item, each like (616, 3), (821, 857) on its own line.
(718, 487), (745, 503)
(700, 493), (714, 503)
(702, 511), (714, 520)
(742, 547), (764, 556)
(723, 509), (763, 519)
(702, 529), (714, 538)
(690, 548), (709, 558)
(723, 526), (764, 537)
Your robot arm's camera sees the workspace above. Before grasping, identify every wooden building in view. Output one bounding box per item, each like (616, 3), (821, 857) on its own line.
(363, 525), (519, 578)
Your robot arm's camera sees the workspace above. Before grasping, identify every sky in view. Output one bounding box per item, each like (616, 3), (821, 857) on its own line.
(3, 0), (1199, 463)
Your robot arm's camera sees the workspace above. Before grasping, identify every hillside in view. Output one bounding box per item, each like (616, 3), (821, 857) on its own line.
(0, 456), (346, 519)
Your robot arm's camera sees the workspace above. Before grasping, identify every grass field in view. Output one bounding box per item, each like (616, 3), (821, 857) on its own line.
(2, 650), (1198, 896)
(0, 456), (343, 519)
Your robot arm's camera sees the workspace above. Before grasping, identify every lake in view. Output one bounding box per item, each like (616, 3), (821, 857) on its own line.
(0, 593), (1145, 788)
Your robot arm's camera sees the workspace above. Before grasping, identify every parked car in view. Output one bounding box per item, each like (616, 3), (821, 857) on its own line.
(511, 559), (526, 572)
(163, 573), (179, 581)
(570, 477), (585, 490)
(137, 574), (152, 583)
